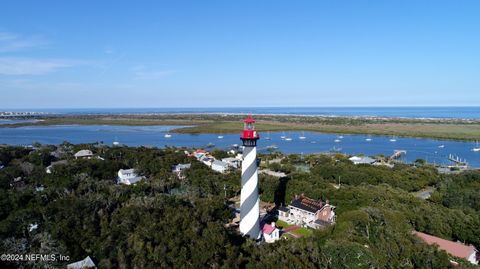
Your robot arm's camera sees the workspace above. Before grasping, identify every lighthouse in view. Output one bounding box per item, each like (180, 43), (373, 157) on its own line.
(240, 116), (261, 239)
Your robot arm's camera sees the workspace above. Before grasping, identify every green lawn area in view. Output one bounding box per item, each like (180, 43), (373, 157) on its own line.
(292, 227), (313, 237)
(275, 220), (294, 229)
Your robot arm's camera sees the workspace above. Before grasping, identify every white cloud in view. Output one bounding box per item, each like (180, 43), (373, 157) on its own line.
(0, 57), (84, 75)
(0, 32), (47, 53)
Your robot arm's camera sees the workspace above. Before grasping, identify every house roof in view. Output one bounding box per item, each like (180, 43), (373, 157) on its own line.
(67, 256), (97, 269)
(349, 156), (376, 164)
(414, 231), (477, 261)
(262, 223), (276, 235)
(212, 160), (228, 168)
(74, 149), (93, 157)
(290, 195), (324, 213)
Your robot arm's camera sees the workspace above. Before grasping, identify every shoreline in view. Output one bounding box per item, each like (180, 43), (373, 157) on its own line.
(1, 113), (479, 142)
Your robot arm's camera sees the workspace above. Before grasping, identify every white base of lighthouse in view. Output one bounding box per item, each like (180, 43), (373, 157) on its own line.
(240, 146), (261, 239)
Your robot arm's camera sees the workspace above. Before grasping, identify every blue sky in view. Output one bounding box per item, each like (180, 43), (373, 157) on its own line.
(1, 0), (479, 108)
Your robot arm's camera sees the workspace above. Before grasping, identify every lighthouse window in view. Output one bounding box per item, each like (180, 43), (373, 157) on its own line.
(247, 123), (253, 130)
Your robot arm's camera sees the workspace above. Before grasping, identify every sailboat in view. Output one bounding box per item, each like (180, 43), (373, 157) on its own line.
(334, 139), (341, 143)
(164, 133), (172, 138)
(285, 137), (293, 141)
(389, 136), (397, 142)
(365, 135), (372, 142)
(338, 135), (344, 139)
(280, 132), (286, 140)
(438, 144), (445, 148)
(299, 131), (306, 140)
(217, 135), (224, 139)
(472, 141), (480, 152)
(113, 136), (120, 146)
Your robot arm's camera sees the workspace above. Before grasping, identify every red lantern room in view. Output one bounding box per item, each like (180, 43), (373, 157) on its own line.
(240, 116), (260, 146)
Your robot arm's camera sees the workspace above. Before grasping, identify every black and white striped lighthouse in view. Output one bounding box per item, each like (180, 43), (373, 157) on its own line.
(240, 116), (261, 239)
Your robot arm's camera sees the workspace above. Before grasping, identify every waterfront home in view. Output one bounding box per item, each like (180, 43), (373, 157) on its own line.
(74, 149), (93, 159)
(67, 256), (97, 269)
(212, 160), (229, 173)
(349, 156), (377, 165)
(172, 163), (191, 179)
(117, 169), (144, 185)
(262, 222), (280, 243)
(279, 194), (336, 229)
(414, 231), (478, 265)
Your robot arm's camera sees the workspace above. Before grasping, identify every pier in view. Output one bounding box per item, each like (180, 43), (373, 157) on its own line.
(389, 150), (406, 160)
(448, 154), (468, 166)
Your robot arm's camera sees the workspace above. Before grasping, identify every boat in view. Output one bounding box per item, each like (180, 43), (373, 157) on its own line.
(217, 135), (224, 139)
(438, 145), (445, 148)
(338, 135), (344, 139)
(365, 135), (372, 142)
(280, 132), (286, 140)
(334, 139), (341, 143)
(206, 143), (215, 148)
(285, 137), (293, 141)
(473, 141), (480, 152)
(389, 136), (397, 142)
(266, 145), (278, 150)
(113, 136), (120, 146)
(164, 134), (172, 138)
(299, 131), (306, 140)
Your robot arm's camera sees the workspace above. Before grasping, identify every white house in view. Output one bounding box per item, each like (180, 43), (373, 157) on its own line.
(211, 160), (229, 173)
(67, 256), (97, 269)
(172, 163), (191, 179)
(262, 222), (280, 243)
(74, 150), (93, 159)
(117, 169), (144, 185)
(349, 156), (376, 165)
(279, 194), (336, 229)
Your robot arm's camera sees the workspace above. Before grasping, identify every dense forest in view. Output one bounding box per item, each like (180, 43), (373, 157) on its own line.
(0, 143), (478, 268)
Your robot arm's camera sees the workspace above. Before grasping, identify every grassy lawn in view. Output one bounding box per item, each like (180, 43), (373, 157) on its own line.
(275, 220), (294, 229)
(292, 227), (313, 237)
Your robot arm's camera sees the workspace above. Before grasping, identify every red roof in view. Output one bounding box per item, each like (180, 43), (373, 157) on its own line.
(414, 231), (477, 261)
(244, 116), (255, 123)
(262, 223), (276, 235)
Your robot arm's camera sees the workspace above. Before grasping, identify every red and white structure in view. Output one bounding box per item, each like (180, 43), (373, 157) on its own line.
(240, 116), (261, 239)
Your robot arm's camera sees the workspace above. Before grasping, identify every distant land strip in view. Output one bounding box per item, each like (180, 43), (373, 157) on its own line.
(1, 114), (480, 141)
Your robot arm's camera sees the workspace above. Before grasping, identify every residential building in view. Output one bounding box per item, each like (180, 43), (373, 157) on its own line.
(221, 157), (241, 169)
(414, 231), (479, 265)
(74, 150), (93, 159)
(349, 156), (377, 165)
(212, 160), (229, 173)
(279, 194), (336, 229)
(172, 163), (191, 179)
(117, 169), (144, 185)
(67, 256), (97, 269)
(262, 222), (280, 243)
